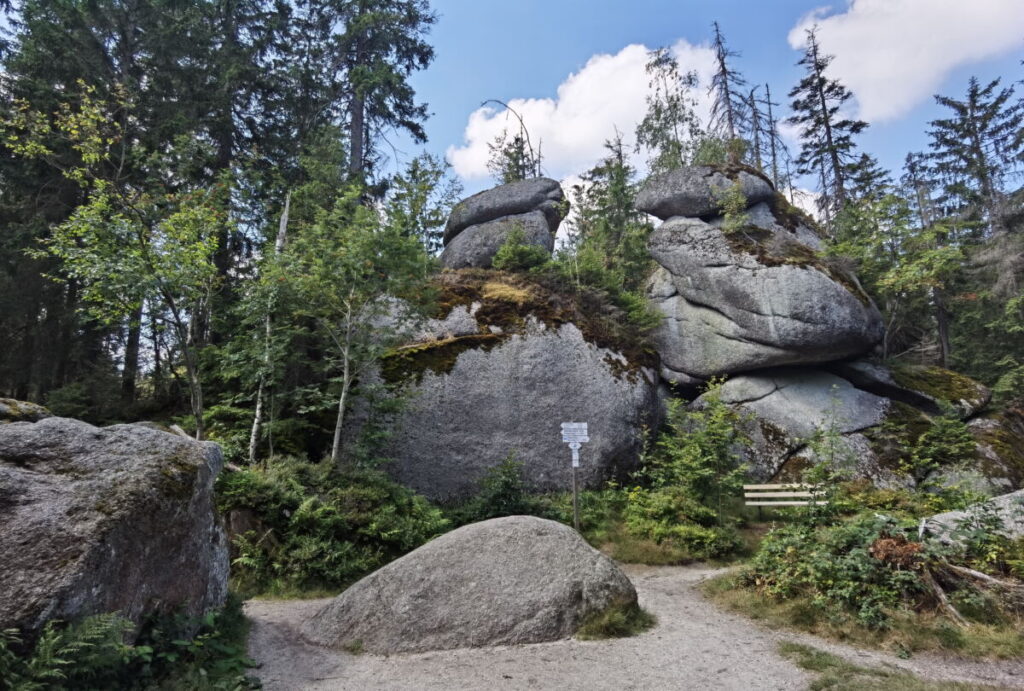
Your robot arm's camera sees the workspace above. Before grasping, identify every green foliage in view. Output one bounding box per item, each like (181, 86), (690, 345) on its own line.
(575, 599), (656, 640)
(564, 134), (654, 293)
(898, 408), (976, 488)
(491, 228), (552, 272)
(0, 597), (257, 690)
(217, 457), (448, 594)
(384, 152), (462, 254)
(487, 121), (541, 183)
(621, 485), (741, 559)
(635, 47), (703, 173)
(741, 514), (927, 629)
(645, 383), (747, 524)
(447, 455), (541, 526)
(714, 180), (749, 235)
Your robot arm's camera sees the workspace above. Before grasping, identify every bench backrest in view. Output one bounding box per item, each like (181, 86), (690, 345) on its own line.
(743, 483), (827, 506)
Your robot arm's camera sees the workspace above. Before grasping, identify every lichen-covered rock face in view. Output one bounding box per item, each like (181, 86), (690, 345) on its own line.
(443, 177), (565, 245)
(376, 271), (662, 500)
(0, 417), (229, 638)
(439, 209), (554, 269)
(646, 211), (884, 381)
(969, 408), (1024, 492)
(0, 398), (51, 423)
(635, 165), (774, 220)
(301, 516), (637, 654)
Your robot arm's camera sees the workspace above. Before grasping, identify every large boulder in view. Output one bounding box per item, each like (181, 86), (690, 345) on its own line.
(647, 212), (884, 382)
(701, 369), (891, 481)
(444, 177), (565, 244)
(439, 209), (554, 270)
(301, 516), (637, 654)
(375, 271), (662, 500)
(635, 165), (774, 220)
(0, 417), (229, 638)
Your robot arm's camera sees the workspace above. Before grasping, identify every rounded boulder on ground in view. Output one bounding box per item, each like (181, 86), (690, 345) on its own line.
(301, 515), (638, 654)
(0, 416), (229, 638)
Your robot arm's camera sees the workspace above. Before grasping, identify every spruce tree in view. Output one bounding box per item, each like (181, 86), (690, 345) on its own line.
(926, 76), (1024, 237)
(568, 134), (653, 291)
(337, 0), (436, 181)
(787, 27), (868, 226)
(708, 22), (748, 158)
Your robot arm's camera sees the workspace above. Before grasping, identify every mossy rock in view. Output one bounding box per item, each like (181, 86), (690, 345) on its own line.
(889, 364), (991, 418)
(0, 398), (51, 423)
(381, 269), (656, 387)
(969, 407), (1024, 490)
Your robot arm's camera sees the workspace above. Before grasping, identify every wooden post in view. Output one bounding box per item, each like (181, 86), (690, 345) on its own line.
(571, 456), (580, 531)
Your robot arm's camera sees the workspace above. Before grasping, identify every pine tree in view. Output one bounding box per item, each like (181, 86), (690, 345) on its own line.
(926, 76), (1024, 237)
(787, 27), (868, 227)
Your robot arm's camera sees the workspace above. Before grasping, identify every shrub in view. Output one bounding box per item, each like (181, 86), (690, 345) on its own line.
(645, 382), (747, 525)
(446, 455), (543, 526)
(740, 514), (927, 629)
(492, 228), (551, 271)
(575, 598), (656, 640)
(216, 457), (449, 594)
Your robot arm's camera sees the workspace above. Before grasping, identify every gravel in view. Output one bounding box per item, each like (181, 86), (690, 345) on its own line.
(245, 564), (1024, 690)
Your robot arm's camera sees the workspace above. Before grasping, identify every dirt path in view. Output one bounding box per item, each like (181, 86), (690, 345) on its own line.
(245, 565), (1024, 690)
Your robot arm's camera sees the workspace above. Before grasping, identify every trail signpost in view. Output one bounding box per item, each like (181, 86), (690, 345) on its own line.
(561, 422), (589, 530)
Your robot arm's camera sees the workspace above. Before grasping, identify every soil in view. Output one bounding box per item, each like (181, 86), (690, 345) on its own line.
(245, 564), (1024, 690)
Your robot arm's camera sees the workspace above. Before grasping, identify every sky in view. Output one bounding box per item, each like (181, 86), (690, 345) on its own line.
(390, 0), (1024, 197)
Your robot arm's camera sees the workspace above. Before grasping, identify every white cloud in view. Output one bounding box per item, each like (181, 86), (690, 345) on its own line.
(788, 0), (1024, 123)
(446, 41), (716, 183)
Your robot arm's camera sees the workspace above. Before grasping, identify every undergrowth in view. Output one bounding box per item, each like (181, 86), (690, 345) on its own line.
(0, 596), (257, 690)
(216, 457), (449, 596)
(575, 598), (656, 640)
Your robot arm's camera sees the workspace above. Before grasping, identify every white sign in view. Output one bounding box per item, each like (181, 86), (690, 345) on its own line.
(561, 422), (589, 443)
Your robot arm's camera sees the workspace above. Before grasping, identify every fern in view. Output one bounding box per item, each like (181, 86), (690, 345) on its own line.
(1, 613), (133, 690)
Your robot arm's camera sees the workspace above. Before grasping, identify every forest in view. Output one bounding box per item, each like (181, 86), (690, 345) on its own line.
(1, 1), (1024, 688)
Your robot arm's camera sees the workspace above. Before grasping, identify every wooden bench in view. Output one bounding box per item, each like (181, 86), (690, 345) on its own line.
(743, 484), (827, 508)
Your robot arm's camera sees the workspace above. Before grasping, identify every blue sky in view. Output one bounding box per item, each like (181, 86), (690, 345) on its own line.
(395, 0), (1024, 196)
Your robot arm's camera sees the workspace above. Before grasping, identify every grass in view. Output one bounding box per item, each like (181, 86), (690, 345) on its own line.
(778, 642), (1002, 690)
(576, 598), (657, 640)
(704, 574), (1024, 660)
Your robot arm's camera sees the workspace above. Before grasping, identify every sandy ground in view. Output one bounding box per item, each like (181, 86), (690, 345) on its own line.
(245, 564), (1024, 690)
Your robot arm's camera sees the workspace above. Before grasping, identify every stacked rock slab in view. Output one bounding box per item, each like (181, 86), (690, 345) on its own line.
(641, 165), (885, 384)
(302, 516), (638, 654)
(0, 414), (229, 639)
(440, 177), (566, 269)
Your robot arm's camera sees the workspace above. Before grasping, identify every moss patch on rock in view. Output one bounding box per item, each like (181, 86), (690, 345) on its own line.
(722, 226), (872, 306)
(381, 333), (503, 385)
(970, 407), (1024, 488)
(890, 364), (990, 411)
(382, 269), (657, 386)
(0, 398), (51, 423)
